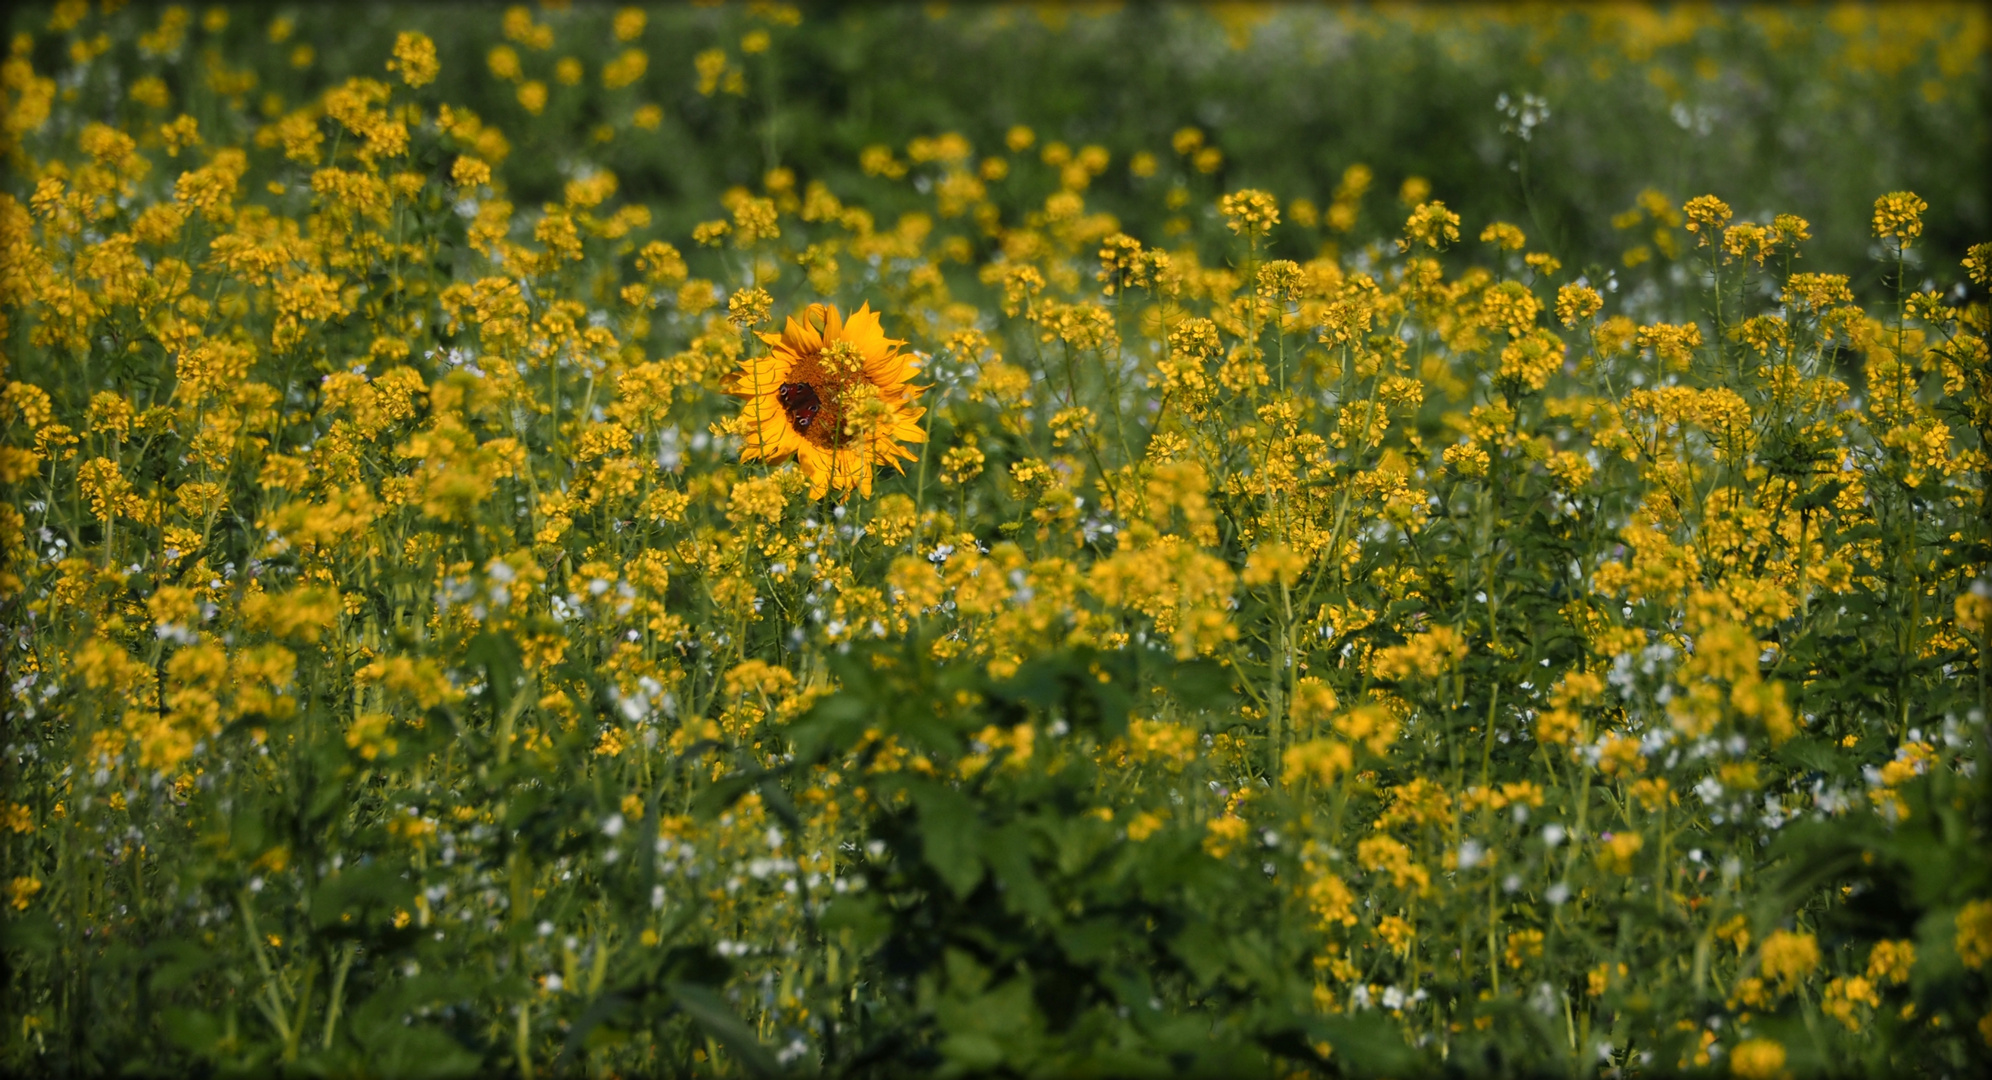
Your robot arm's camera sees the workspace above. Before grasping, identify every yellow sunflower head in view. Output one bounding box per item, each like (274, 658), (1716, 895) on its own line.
(724, 302), (927, 499)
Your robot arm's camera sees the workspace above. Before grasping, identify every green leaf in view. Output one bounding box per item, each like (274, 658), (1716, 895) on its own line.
(228, 803), (269, 858)
(983, 822), (1051, 918)
(464, 629), (524, 716)
(935, 1031), (1006, 1073)
(503, 785), (547, 830)
(689, 768), (775, 821)
(1057, 917), (1124, 966)
(665, 981), (782, 1079)
(909, 780), (986, 899)
(1304, 1013), (1423, 1076)
(352, 1022), (481, 1080)
(553, 991), (635, 1071)
(1911, 905), (1967, 995)
(1773, 734), (1840, 774)
(1, 912), (57, 953)
(1170, 922), (1228, 988)
(339, 975), (489, 1078)
(932, 948), (985, 997)
(818, 895), (890, 951)
(160, 1007), (225, 1055)
(310, 862), (416, 932)
(147, 939), (220, 993)
(756, 776), (805, 836)
(786, 691), (871, 763)
(934, 973), (1043, 1076)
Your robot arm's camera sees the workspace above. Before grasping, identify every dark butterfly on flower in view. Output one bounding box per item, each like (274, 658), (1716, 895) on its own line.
(777, 381), (822, 432)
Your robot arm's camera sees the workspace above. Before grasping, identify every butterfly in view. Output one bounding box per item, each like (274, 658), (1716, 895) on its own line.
(777, 381), (822, 432)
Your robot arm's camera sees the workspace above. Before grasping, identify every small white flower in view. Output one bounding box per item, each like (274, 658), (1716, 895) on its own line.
(1457, 840), (1485, 869)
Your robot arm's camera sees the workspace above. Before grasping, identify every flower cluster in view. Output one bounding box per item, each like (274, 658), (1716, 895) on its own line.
(1, 4), (1988, 1077)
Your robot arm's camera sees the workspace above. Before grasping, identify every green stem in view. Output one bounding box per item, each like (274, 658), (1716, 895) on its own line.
(321, 942), (357, 1049)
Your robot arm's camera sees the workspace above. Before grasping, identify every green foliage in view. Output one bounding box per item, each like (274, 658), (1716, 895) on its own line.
(712, 642), (1418, 1077)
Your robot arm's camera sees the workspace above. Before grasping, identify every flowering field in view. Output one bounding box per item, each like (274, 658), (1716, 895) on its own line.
(3, 2), (1991, 1077)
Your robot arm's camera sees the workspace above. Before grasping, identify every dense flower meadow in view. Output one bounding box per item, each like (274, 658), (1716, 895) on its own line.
(2, 3), (1990, 1077)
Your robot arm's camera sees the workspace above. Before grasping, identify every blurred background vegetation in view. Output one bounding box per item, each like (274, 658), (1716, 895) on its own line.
(16, 2), (1987, 300)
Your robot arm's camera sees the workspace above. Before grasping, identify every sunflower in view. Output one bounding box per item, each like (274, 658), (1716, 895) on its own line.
(724, 302), (927, 498)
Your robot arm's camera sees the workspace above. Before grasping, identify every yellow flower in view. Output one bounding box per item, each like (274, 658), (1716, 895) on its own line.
(1123, 718), (1200, 769)
(726, 476), (787, 527)
(488, 44), (522, 81)
(1964, 241), (1992, 286)
(1760, 928), (1820, 988)
(1443, 443), (1491, 477)
(1219, 189), (1279, 238)
(1371, 625), (1468, 681)
(451, 155), (492, 190)
(1282, 738), (1353, 787)
(6, 877), (41, 910)
(1628, 777), (1673, 811)
(345, 712), (398, 761)
(1504, 928), (1545, 969)
(1400, 200), (1460, 252)
(1357, 835), (1429, 892)
(1290, 678), (1339, 727)
(1958, 899), (1992, 969)
(1598, 831), (1644, 873)
(1377, 914), (1416, 955)
(1822, 975), (1879, 1031)
(1556, 283), (1603, 327)
(1682, 194), (1732, 241)
(1729, 1038), (1787, 1080)
(1480, 221), (1526, 251)
(387, 31), (438, 89)
(1872, 191), (1927, 246)
(604, 48), (647, 89)
(725, 303), (927, 499)
(939, 444), (984, 485)
(517, 80), (548, 115)
(1203, 813), (1247, 858)
(1242, 542), (1306, 588)
(130, 74), (171, 109)
(695, 49), (730, 96)
(1304, 868), (1357, 928)
(1587, 962), (1626, 996)
(595, 726), (630, 757)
